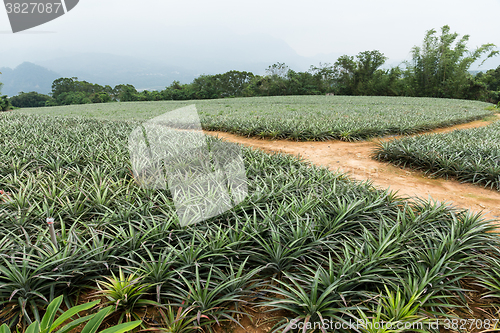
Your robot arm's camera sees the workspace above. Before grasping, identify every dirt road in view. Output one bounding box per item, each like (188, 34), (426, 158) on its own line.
(205, 115), (500, 221)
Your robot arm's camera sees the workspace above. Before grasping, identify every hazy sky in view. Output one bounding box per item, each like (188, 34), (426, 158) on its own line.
(1, 0), (500, 70)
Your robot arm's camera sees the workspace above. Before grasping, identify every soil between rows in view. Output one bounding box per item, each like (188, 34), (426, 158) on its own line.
(204, 114), (500, 222)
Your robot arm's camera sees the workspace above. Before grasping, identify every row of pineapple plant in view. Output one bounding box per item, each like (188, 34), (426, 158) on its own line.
(1, 113), (500, 332)
(374, 118), (500, 191)
(17, 96), (495, 141)
(3, 192), (500, 332)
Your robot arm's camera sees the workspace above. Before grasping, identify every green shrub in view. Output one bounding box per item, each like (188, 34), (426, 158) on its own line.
(10, 92), (54, 108)
(0, 95), (10, 111)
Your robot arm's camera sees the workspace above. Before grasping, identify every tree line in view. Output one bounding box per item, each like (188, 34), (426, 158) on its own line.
(3, 25), (500, 110)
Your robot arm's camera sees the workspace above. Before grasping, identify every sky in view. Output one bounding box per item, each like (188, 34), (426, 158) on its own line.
(1, 0), (500, 72)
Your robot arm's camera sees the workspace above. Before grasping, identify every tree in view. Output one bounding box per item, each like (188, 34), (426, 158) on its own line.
(285, 70), (321, 95)
(478, 66), (500, 92)
(403, 25), (498, 99)
(256, 62), (290, 96)
(0, 95), (10, 111)
(57, 91), (92, 105)
(113, 84), (139, 102)
(161, 81), (194, 100)
(51, 77), (79, 101)
(218, 70), (255, 97)
(354, 50), (388, 94)
(309, 62), (336, 93)
(266, 62), (289, 78)
(477, 66), (500, 103)
(332, 55), (357, 95)
(0, 72), (11, 111)
(10, 91), (54, 108)
(51, 77), (112, 104)
(192, 74), (220, 99)
(90, 92), (112, 103)
(331, 51), (396, 95)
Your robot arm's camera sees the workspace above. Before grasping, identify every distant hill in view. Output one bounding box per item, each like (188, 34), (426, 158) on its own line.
(0, 56), (200, 96)
(37, 53), (199, 92)
(0, 32), (346, 94)
(0, 62), (60, 97)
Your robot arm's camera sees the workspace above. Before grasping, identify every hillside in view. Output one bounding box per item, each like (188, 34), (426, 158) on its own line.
(0, 62), (60, 97)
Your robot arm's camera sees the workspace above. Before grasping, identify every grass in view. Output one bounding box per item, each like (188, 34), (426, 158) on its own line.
(15, 95), (495, 141)
(374, 119), (500, 191)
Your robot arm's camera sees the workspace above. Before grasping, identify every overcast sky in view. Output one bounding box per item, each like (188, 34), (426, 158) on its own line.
(1, 0), (500, 71)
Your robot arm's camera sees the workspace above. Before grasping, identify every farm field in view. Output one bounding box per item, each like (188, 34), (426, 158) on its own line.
(204, 115), (500, 222)
(374, 120), (500, 191)
(1, 97), (500, 332)
(16, 95), (495, 141)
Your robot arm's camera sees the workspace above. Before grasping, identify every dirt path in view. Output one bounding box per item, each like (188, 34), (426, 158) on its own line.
(205, 115), (500, 221)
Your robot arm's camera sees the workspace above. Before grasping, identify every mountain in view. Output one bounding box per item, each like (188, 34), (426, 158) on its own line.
(0, 31), (347, 93)
(33, 33), (327, 91)
(37, 53), (200, 92)
(0, 62), (60, 97)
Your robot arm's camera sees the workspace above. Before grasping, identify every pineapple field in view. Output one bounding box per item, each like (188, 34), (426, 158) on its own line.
(16, 96), (494, 141)
(1, 96), (500, 333)
(374, 120), (500, 191)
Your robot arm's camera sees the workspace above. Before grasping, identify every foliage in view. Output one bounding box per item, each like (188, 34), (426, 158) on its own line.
(0, 295), (141, 333)
(49, 76), (161, 104)
(10, 91), (54, 108)
(265, 271), (358, 333)
(56, 91), (92, 105)
(0, 231), (112, 327)
(91, 92), (112, 103)
(51, 77), (114, 105)
(95, 268), (158, 324)
(161, 80), (194, 100)
(331, 50), (401, 96)
(167, 266), (246, 331)
(355, 286), (430, 333)
(308, 62), (336, 93)
(1, 111), (500, 332)
(477, 66), (500, 103)
(113, 84), (138, 102)
(0, 95), (10, 111)
(402, 25), (498, 99)
(0, 75), (10, 111)
(478, 66), (500, 92)
(218, 70), (255, 97)
(374, 120), (500, 190)
(154, 304), (201, 333)
(162, 71), (255, 100)
(3, 25), (495, 112)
